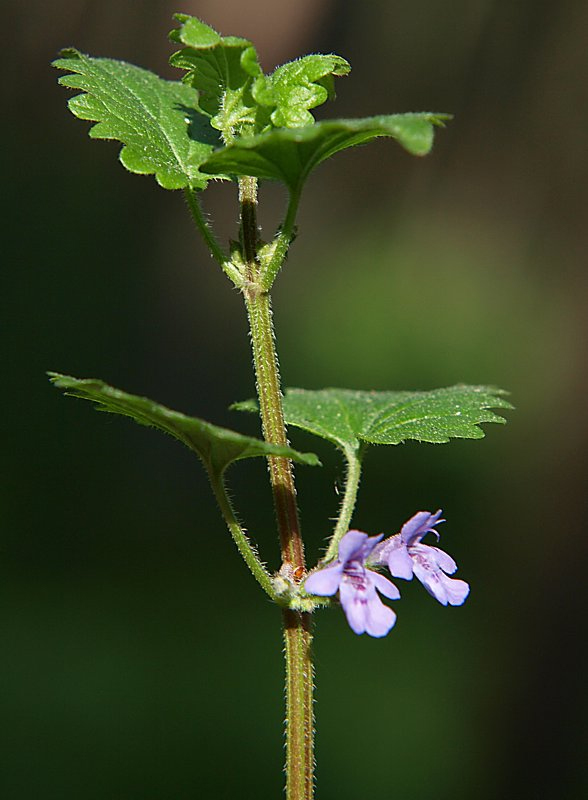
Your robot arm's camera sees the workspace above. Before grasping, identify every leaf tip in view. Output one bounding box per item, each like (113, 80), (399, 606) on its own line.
(53, 46), (80, 61)
(230, 399), (259, 413)
(47, 370), (68, 386)
(431, 112), (453, 127)
(52, 48), (82, 73)
(169, 13), (221, 48)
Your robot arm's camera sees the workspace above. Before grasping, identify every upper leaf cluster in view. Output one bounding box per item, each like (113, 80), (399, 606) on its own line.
(169, 14), (350, 141)
(53, 14), (449, 194)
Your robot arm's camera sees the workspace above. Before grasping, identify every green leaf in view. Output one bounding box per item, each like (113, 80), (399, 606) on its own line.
(53, 48), (223, 189)
(252, 54), (351, 128)
(169, 15), (263, 141)
(169, 16), (349, 139)
(233, 385), (511, 454)
(200, 113), (450, 192)
(49, 373), (320, 475)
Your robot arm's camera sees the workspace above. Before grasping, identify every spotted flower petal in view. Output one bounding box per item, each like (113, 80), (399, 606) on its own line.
(340, 581), (397, 637)
(304, 529), (400, 637)
(371, 510), (469, 607)
(412, 554), (469, 606)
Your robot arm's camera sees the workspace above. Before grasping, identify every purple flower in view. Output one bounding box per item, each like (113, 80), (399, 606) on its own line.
(304, 530), (400, 637)
(370, 510), (469, 606)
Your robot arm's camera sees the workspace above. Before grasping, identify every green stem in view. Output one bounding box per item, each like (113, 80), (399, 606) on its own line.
(239, 177), (304, 571)
(209, 470), (276, 600)
(261, 186), (302, 290)
(184, 188), (243, 285)
(239, 176), (314, 800)
(323, 447), (363, 563)
(283, 610), (315, 800)
(245, 291), (305, 568)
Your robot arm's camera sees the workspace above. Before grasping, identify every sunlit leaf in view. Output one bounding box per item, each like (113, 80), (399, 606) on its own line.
(169, 14), (263, 141)
(53, 49), (223, 189)
(253, 54), (351, 128)
(50, 373), (320, 475)
(234, 385), (511, 454)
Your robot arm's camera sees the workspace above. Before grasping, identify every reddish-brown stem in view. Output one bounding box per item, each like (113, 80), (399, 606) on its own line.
(239, 177), (314, 800)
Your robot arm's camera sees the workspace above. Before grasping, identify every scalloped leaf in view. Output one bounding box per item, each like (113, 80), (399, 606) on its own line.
(53, 48), (224, 189)
(233, 385), (512, 454)
(252, 54), (351, 128)
(50, 373), (320, 475)
(169, 15), (263, 141)
(200, 113), (450, 192)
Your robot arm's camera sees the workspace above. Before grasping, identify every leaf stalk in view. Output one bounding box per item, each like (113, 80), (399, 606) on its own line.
(208, 470), (276, 599)
(323, 446), (363, 563)
(184, 188), (243, 284)
(261, 186), (302, 289)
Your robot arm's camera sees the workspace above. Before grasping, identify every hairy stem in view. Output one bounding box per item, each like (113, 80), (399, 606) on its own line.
(283, 610), (315, 800)
(239, 176), (314, 800)
(239, 177), (305, 571)
(245, 291), (305, 568)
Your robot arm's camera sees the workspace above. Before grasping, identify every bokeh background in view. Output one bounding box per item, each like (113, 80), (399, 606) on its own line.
(3, 1), (588, 798)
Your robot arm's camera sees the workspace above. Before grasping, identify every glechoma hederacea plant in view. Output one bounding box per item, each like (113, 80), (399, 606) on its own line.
(51, 14), (511, 799)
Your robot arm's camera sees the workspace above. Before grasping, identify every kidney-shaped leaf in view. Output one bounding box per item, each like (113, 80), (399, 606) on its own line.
(234, 385), (512, 454)
(201, 113), (449, 192)
(50, 373), (320, 475)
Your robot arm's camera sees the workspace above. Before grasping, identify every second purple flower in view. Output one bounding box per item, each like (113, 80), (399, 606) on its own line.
(370, 510), (470, 606)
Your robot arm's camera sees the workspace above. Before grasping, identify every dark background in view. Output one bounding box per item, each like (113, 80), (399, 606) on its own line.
(3, 1), (587, 798)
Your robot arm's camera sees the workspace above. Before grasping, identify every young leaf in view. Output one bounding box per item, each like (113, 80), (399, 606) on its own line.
(169, 15), (263, 141)
(53, 49), (223, 189)
(169, 15), (349, 139)
(234, 385), (512, 454)
(200, 113), (450, 192)
(49, 373), (320, 475)
(252, 54), (351, 128)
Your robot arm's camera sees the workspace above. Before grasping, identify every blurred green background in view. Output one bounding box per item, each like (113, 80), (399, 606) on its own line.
(3, 1), (588, 798)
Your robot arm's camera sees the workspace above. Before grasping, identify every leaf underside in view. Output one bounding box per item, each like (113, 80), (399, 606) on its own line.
(53, 48), (224, 189)
(200, 113), (449, 192)
(49, 373), (320, 474)
(234, 385), (512, 453)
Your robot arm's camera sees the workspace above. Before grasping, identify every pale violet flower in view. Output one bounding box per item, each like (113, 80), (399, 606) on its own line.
(304, 530), (400, 637)
(370, 510), (469, 606)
